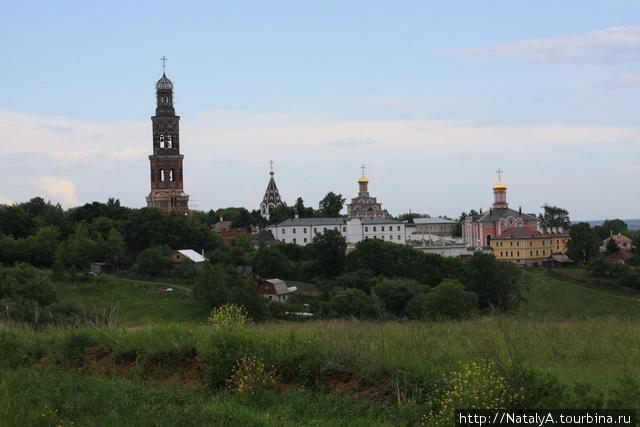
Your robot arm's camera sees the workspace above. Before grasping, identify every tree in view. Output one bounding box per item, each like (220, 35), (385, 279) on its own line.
(0, 263), (57, 306)
(134, 246), (173, 276)
(374, 277), (425, 317)
(423, 279), (478, 320)
(328, 289), (375, 318)
(318, 192), (345, 217)
(104, 228), (128, 267)
(308, 229), (347, 278)
(594, 219), (629, 240)
(464, 252), (524, 312)
(566, 223), (600, 265)
(540, 204), (570, 228)
(586, 257), (622, 277)
(605, 238), (620, 256)
(251, 245), (292, 279)
(293, 197), (314, 218)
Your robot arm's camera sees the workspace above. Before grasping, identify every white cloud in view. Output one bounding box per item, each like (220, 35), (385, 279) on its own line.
(453, 26), (640, 64)
(28, 176), (80, 207)
(0, 194), (14, 205)
(599, 73), (640, 89)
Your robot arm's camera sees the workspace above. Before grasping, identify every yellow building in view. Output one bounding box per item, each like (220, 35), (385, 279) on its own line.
(490, 227), (569, 266)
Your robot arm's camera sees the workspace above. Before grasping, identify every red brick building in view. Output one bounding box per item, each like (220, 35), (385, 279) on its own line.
(146, 61), (190, 213)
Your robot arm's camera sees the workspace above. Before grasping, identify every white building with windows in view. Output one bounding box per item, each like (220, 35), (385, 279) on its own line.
(267, 217), (406, 247)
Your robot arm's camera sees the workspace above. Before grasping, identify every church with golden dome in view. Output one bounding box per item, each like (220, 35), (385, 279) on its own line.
(346, 166), (387, 218)
(462, 170), (540, 248)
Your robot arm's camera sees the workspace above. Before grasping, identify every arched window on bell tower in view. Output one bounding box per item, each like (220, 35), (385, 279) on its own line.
(170, 168), (175, 182)
(167, 134), (173, 148)
(160, 168), (165, 182)
(159, 133), (164, 148)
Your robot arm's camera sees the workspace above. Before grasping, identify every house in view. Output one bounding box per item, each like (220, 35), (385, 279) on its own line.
(267, 216), (406, 248)
(251, 229), (277, 248)
(600, 233), (635, 253)
(405, 217), (459, 243)
(211, 218), (249, 245)
(168, 249), (207, 269)
(490, 227), (569, 266)
(257, 279), (291, 302)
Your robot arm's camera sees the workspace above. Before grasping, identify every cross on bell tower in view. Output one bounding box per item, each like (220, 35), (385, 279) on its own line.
(145, 58), (190, 213)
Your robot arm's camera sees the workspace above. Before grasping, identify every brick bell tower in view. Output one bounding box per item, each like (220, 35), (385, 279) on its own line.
(146, 57), (189, 213)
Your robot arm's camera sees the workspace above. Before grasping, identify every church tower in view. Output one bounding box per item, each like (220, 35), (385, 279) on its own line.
(346, 165), (386, 218)
(260, 160), (283, 220)
(146, 57), (189, 213)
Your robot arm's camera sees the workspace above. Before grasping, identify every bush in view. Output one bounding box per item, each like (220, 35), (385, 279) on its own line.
(423, 279), (478, 320)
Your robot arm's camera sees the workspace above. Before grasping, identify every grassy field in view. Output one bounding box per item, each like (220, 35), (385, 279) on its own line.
(1, 268), (638, 426)
(52, 274), (210, 326)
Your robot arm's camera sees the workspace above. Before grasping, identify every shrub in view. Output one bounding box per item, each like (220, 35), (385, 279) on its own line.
(207, 303), (249, 332)
(226, 355), (277, 394)
(424, 360), (518, 425)
(423, 279), (478, 320)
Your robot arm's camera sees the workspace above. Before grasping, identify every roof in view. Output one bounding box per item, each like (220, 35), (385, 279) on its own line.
(408, 218), (457, 225)
(475, 207), (539, 223)
(275, 217), (347, 227)
(610, 250), (633, 261)
(495, 227), (569, 240)
(252, 229), (277, 243)
(173, 249), (206, 263)
(354, 217), (403, 225)
(261, 174), (283, 207)
(262, 279), (289, 295)
(212, 220), (233, 230)
(156, 73), (173, 90)
(606, 234), (633, 244)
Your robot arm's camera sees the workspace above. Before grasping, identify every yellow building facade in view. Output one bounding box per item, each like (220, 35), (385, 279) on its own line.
(490, 227), (569, 266)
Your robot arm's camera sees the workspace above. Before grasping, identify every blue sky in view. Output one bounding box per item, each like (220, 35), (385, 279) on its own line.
(2, 0), (640, 220)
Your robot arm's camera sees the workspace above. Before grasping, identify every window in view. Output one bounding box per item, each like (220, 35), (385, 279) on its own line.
(167, 134), (173, 148)
(314, 228), (317, 233)
(293, 228), (296, 234)
(516, 241), (520, 246)
(365, 227), (368, 232)
(517, 251), (520, 257)
(543, 250), (546, 256)
(304, 238), (307, 243)
(160, 168), (165, 182)
(282, 229), (285, 234)
(500, 251), (503, 257)
(530, 251), (533, 256)
(398, 235), (401, 240)
(510, 251), (513, 257)
(382, 236), (385, 240)
(510, 241), (513, 246)
(381, 226), (385, 231)
(170, 168), (175, 182)
(303, 228), (307, 233)
(373, 227), (377, 232)
(536, 250), (539, 256)
(343, 227), (346, 232)
(398, 226), (401, 231)
(293, 238), (297, 243)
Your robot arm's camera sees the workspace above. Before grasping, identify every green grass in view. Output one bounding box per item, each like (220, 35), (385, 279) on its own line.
(518, 268), (640, 320)
(52, 274), (210, 326)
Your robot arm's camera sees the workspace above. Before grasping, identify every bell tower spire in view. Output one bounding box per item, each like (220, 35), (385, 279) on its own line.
(146, 58), (190, 213)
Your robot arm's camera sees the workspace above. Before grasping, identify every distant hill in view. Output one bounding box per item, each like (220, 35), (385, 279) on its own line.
(579, 219), (640, 231)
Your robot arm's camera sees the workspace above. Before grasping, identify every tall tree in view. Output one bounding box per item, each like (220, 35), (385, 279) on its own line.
(308, 229), (347, 278)
(539, 204), (570, 228)
(593, 219), (628, 240)
(566, 222), (601, 265)
(464, 252), (524, 312)
(318, 192), (345, 217)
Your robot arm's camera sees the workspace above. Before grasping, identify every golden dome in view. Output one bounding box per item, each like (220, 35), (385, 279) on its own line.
(269, 169), (275, 176)
(358, 176), (369, 184)
(493, 179), (507, 192)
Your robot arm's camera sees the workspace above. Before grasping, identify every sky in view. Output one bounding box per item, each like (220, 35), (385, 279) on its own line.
(2, 0), (640, 221)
